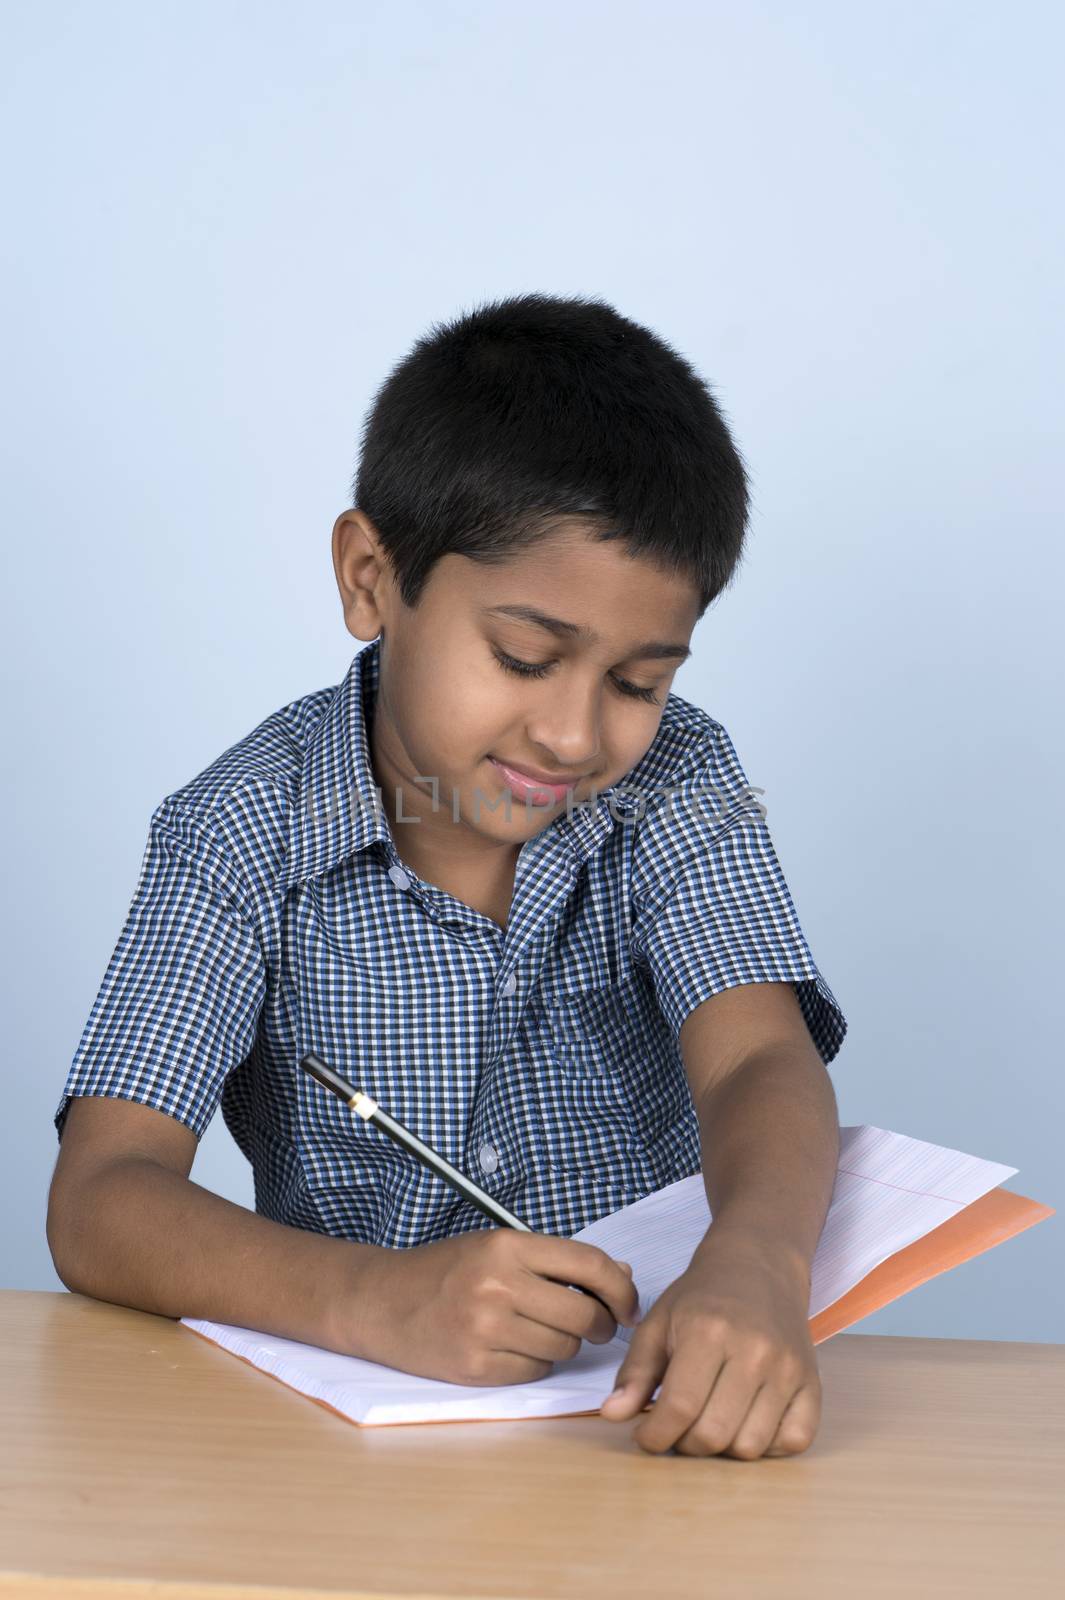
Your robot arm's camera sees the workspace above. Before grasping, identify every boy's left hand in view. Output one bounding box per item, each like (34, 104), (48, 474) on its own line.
(599, 1225), (820, 1459)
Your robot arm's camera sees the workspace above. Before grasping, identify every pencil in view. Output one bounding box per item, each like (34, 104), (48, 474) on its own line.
(299, 1051), (615, 1317)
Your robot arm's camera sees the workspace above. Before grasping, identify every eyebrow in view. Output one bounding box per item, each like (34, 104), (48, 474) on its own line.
(481, 603), (692, 663)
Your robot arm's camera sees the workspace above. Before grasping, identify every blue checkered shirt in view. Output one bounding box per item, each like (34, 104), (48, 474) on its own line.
(55, 637), (847, 1246)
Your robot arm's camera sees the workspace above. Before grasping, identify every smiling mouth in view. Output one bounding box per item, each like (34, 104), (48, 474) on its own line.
(490, 757), (586, 787)
(488, 757), (585, 798)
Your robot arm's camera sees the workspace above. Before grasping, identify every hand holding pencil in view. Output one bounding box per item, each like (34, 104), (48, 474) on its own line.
(300, 1052), (640, 1387)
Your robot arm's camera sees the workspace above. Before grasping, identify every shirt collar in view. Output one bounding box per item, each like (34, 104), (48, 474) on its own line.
(278, 638), (638, 893)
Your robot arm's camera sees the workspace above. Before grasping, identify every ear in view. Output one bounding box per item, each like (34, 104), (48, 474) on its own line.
(332, 510), (393, 641)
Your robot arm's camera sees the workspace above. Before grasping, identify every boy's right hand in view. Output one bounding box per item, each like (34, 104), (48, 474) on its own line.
(334, 1228), (640, 1386)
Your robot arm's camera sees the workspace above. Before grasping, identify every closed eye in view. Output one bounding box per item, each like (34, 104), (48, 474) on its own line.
(491, 648), (661, 705)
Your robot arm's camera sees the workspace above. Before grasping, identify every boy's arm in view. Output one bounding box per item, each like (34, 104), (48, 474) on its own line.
(681, 979), (840, 1274)
(600, 980), (840, 1458)
(44, 804), (392, 1355)
(46, 1095), (385, 1354)
(47, 1096), (638, 1386)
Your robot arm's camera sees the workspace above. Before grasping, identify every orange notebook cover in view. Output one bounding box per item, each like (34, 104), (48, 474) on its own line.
(808, 1184), (1054, 1343)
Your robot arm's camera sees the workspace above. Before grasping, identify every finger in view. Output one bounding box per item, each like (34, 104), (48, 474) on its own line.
(763, 1383), (821, 1457)
(638, 1350), (751, 1455)
(496, 1311), (586, 1366)
(664, 1351), (762, 1457)
(529, 1237), (640, 1325)
(454, 1347), (555, 1387)
(716, 1382), (792, 1460)
(519, 1272), (621, 1344)
(628, 1340), (730, 1453)
(599, 1319), (671, 1420)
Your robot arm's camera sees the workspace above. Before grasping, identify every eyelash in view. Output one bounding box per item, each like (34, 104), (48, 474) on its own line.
(491, 648), (661, 705)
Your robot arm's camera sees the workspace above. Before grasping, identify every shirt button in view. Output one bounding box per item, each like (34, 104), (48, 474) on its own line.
(502, 973), (517, 997)
(478, 1142), (500, 1174)
(387, 865), (411, 890)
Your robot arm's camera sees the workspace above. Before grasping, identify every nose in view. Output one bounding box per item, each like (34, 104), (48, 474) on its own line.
(526, 678), (603, 775)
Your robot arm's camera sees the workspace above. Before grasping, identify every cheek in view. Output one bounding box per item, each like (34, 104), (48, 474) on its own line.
(420, 679), (501, 768)
(457, 667), (523, 742)
(608, 713), (665, 779)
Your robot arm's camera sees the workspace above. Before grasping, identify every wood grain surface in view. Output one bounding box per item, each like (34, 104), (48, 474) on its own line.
(1, 1290), (1062, 1598)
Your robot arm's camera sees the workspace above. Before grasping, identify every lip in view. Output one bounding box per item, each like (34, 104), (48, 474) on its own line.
(489, 757), (583, 800)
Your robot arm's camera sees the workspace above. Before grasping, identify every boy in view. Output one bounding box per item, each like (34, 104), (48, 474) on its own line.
(47, 293), (846, 1461)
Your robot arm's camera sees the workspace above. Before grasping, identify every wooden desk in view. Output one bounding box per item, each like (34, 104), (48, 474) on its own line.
(1, 1291), (1062, 1598)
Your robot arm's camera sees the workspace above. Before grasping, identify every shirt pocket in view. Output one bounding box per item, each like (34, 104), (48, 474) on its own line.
(539, 974), (688, 1171)
(545, 977), (642, 1065)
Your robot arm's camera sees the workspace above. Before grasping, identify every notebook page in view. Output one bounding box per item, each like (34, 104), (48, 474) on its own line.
(181, 1316), (629, 1425)
(182, 1124), (1016, 1424)
(576, 1124), (1017, 1346)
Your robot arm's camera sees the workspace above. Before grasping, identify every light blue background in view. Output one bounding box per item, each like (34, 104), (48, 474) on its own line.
(3, 1), (1061, 1338)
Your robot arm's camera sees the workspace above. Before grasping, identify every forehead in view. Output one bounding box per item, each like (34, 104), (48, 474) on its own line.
(439, 523), (700, 648)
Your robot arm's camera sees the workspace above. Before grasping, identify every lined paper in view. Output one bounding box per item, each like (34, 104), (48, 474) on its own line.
(585, 1124), (1018, 1345)
(181, 1125), (1017, 1426)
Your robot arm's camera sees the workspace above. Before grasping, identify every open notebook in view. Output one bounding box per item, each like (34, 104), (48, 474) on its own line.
(181, 1125), (1053, 1427)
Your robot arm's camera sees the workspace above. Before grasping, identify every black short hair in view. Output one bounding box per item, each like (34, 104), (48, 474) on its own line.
(352, 292), (750, 619)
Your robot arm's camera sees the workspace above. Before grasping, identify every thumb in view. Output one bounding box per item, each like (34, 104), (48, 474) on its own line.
(600, 1319), (667, 1420)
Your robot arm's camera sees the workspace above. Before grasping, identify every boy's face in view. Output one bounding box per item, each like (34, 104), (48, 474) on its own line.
(332, 511), (701, 872)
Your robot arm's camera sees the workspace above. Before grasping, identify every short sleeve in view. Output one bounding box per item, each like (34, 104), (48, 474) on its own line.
(630, 722), (847, 1066)
(55, 798), (267, 1141)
